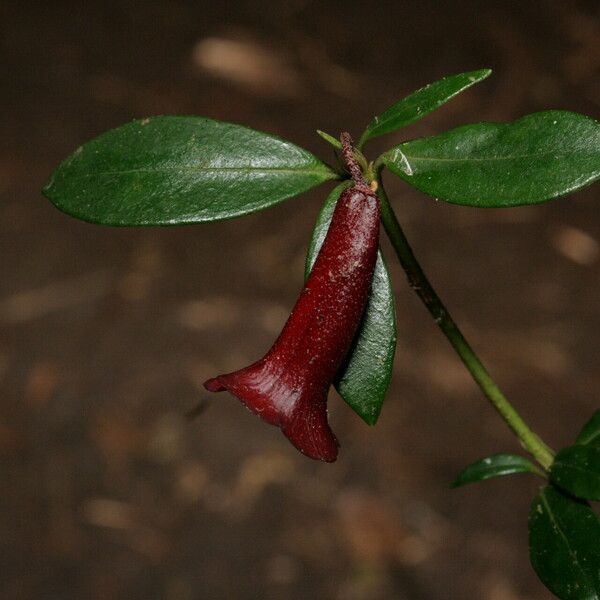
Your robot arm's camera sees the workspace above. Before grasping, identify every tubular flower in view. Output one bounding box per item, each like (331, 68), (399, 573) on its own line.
(204, 182), (380, 461)
(204, 184), (380, 460)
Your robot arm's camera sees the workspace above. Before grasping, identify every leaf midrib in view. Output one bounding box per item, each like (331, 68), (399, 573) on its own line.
(65, 165), (334, 179)
(392, 149), (600, 165)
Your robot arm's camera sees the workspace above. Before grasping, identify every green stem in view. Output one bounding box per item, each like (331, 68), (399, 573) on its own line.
(376, 175), (555, 470)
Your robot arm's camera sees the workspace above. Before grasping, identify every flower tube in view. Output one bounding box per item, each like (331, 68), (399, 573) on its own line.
(205, 141), (379, 461)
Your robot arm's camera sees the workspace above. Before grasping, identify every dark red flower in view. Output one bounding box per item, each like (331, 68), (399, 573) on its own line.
(204, 130), (379, 462)
(204, 181), (380, 461)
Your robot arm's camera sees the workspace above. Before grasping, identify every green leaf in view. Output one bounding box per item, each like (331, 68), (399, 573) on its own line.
(317, 130), (342, 150)
(305, 182), (397, 425)
(529, 485), (600, 600)
(43, 116), (338, 225)
(359, 69), (491, 147)
(549, 410), (600, 501)
(551, 445), (600, 501)
(576, 409), (600, 446)
(382, 111), (600, 207)
(451, 453), (542, 488)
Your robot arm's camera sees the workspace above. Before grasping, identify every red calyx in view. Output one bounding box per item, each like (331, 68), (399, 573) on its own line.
(204, 183), (380, 461)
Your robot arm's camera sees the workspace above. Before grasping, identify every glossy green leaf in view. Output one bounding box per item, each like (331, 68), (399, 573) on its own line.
(451, 453), (542, 488)
(551, 445), (600, 501)
(359, 69), (491, 147)
(305, 182), (397, 425)
(576, 409), (600, 446)
(382, 111), (600, 207)
(529, 485), (600, 600)
(43, 116), (338, 225)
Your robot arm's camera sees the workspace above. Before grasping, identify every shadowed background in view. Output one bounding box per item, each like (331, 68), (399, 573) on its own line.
(2, 1), (599, 598)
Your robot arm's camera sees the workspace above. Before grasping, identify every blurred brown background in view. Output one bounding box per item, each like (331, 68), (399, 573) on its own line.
(2, 1), (599, 598)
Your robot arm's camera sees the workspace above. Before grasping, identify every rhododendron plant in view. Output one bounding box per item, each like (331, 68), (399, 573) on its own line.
(43, 70), (600, 599)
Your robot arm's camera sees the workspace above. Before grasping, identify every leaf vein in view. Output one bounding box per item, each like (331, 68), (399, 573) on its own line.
(399, 150), (599, 164)
(70, 166), (333, 178)
(539, 490), (595, 591)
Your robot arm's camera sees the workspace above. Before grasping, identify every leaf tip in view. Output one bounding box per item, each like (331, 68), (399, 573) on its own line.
(317, 129), (343, 150)
(41, 170), (58, 201)
(362, 412), (379, 427)
(468, 68), (492, 82)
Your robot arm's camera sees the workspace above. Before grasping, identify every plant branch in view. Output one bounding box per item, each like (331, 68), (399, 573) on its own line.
(376, 172), (555, 470)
